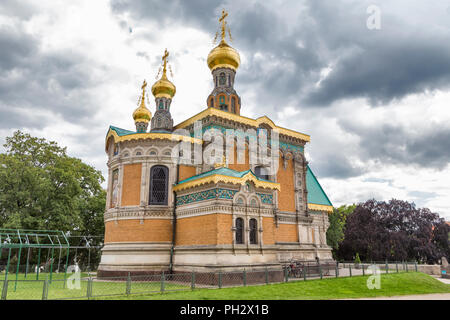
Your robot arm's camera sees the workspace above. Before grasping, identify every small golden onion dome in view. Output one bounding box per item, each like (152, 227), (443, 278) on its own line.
(133, 80), (152, 123)
(151, 73), (176, 99)
(133, 100), (152, 123)
(207, 39), (240, 72)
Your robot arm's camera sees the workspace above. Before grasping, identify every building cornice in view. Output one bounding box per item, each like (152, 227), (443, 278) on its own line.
(174, 107), (310, 143)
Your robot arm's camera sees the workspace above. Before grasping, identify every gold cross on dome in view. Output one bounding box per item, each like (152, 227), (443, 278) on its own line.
(219, 9), (228, 41)
(162, 48), (169, 72)
(141, 79), (147, 91)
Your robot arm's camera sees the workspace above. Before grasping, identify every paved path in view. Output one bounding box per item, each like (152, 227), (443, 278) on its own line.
(344, 293), (450, 300)
(434, 276), (450, 285)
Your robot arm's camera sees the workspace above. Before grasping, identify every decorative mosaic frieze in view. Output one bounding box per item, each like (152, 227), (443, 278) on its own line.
(176, 188), (237, 205)
(256, 192), (273, 204)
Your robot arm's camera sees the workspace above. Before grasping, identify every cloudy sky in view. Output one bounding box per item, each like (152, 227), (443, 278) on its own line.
(1, 0), (450, 220)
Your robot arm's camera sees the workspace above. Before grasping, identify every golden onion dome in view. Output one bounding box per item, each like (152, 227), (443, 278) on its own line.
(151, 49), (176, 99)
(207, 39), (240, 72)
(151, 73), (176, 99)
(133, 102), (152, 123)
(133, 80), (152, 123)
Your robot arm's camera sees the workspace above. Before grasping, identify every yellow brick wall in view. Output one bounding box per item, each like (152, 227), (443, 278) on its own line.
(105, 219), (172, 243)
(176, 214), (218, 245)
(121, 163), (142, 206)
(277, 156), (296, 212)
(262, 217), (275, 245)
(217, 214), (233, 245)
(178, 165), (197, 182)
(275, 223), (298, 243)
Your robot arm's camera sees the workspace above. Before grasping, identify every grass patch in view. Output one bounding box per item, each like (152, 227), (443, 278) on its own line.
(1, 272), (448, 300)
(101, 272), (450, 300)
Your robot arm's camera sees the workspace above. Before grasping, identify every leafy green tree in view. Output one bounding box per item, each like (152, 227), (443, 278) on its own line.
(326, 204), (356, 259)
(0, 131), (105, 236)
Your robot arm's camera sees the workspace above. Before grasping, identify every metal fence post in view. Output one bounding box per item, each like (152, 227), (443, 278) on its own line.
(349, 265), (352, 277)
(160, 272), (165, 293)
(335, 265), (338, 278)
(191, 271), (195, 290)
(304, 266), (307, 281)
(126, 272), (131, 295)
(42, 276), (48, 300)
(319, 264), (323, 280)
(1, 280), (8, 300)
(218, 272), (222, 289)
(406, 262), (408, 272)
(396, 262), (398, 273)
(243, 269), (247, 287)
(386, 261), (388, 274)
(415, 261), (418, 272)
(362, 264), (365, 276)
(86, 277), (92, 300)
(284, 267), (288, 282)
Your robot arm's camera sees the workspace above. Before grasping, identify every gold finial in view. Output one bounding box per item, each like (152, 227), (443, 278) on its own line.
(139, 79), (147, 107)
(162, 48), (169, 79)
(219, 9), (228, 43)
(214, 155), (227, 169)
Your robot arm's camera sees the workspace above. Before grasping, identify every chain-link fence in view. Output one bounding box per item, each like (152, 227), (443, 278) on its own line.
(0, 261), (420, 300)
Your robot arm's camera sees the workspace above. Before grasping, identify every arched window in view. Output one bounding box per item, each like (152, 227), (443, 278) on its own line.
(255, 166), (270, 180)
(231, 97), (236, 113)
(235, 218), (244, 244)
(219, 72), (226, 85)
(210, 97), (214, 108)
(149, 165), (169, 205)
(249, 218), (258, 244)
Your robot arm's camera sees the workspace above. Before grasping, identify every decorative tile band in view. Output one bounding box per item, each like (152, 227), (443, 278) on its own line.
(176, 188), (237, 206)
(257, 192), (273, 204)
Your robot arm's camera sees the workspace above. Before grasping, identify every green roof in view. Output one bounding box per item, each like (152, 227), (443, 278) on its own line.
(176, 167), (272, 185)
(306, 165), (333, 206)
(109, 126), (135, 136)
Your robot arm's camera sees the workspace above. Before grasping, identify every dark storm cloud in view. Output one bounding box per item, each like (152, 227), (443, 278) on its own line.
(0, 24), (100, 128)
(0, 0), (37, 19)
(338, 120), (450, 170)
(110, 0), (450, 109)
(313, 153), (366, 179)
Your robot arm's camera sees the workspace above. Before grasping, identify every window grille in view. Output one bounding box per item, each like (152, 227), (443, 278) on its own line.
(249, 218), (258, 244)
(149, 166), (169, 205)
(236, 218), (244, 244)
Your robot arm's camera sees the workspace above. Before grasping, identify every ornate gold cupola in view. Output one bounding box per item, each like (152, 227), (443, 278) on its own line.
(133, 80), (152, 132)
(206, 10), (241, 115)
(151, 49), (176, 132)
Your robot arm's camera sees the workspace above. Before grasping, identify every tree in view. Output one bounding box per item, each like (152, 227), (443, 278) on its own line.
(0, 131), (106, 236)
(337, 199), (450, 263)
(326, 204), (355, 259)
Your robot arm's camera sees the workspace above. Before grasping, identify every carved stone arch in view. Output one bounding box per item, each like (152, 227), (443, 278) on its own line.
(160, 147), (172, 157)
(148, 147), (159, 156)
(134, 147), (144, 156)
(121, 147), (132, 158)
(233, 192), (247, 206)
(248, 195), (260, 208)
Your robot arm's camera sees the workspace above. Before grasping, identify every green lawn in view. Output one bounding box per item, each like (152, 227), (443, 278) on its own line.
(100, 272), (450, 300)
(1, 272), (448, 300)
